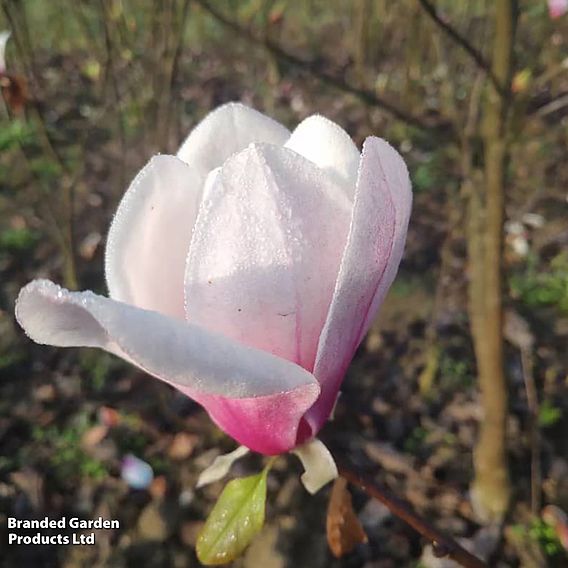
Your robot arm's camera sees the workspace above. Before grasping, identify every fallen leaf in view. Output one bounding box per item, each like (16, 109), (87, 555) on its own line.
(168, 432), (198, 460)
(137, 501), (169, 542)
(98, 406), (121, 427)
(81, 424), (109, 449)
(326, 477), (368, 558)
(33, 383), (56, 402)
(79, 231), (102, 260)
(504, 309), (534, 350)
(149, 475), (167, 500)
(10, 468), (44, 510)
(364, 442), (416, 476)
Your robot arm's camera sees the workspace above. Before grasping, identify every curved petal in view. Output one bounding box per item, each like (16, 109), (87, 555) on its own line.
(358, 140), (412, 339)
(196, 390), (319, 455)
(16, 280), (320, 454)
(184, 143), (352, 370)
(105, 155), (204, 319)
(284, 114), (360, 196)
(291, 438), (338, 494)
(177, 102), (290, 177)
(305, 137), (412, 434)
(196, 446), (250, 488)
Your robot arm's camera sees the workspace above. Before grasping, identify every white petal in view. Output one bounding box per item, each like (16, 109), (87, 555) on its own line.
(357, 138), (412, 339)
(285, 115), (360, 196)
(184, 143), (352, 369)
(105, 155), (204, 319)
(305, 137), (412, 434)
(292, 438), (338, 494)
(177, 102), (290, 177)
(196, 446), (250, 488)
(16, 279), (319, 399)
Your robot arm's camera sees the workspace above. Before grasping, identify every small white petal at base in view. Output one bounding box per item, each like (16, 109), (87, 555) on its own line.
(292, 438), (338, 495)
(196, 446), (250, 488)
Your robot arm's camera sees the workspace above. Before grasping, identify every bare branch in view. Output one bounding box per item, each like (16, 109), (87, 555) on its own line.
(338, 464), (489, 568)
(417, 0), (506, 98)
(193, 0), (445, 133)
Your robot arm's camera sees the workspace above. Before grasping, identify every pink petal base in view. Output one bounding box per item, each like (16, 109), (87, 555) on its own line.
(191, 385), (319, 455)
(15, 279), (320, 456)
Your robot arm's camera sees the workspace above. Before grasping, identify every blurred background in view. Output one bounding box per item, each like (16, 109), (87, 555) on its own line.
(0, 0), (567, 566)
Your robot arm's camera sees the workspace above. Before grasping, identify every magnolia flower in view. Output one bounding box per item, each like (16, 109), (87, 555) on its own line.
(548, 0), (568, 18)
(16, 103), (411, 459)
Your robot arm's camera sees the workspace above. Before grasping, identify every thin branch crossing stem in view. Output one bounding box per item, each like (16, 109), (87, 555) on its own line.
(193, 0), (439, 133)
(416, 0), (506, 98)
(338, 464), (488, 568)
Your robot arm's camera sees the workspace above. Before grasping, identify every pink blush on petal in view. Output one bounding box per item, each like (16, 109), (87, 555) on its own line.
(188, 385), (319, 455)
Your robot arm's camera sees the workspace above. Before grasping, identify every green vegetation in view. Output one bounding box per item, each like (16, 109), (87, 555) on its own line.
(31, 417), (107, 482)
(511, 518), (567, 560)
(510, 253), (568, 314)
(439, 352), (474, 391)
(538, 400), (563, 428)
(79, 351), (124, 392)
(0, 227), (39, 253)
(0, 119), (34, 151)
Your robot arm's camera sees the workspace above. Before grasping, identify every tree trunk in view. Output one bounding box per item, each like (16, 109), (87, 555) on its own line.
(468, 0), (517, 521)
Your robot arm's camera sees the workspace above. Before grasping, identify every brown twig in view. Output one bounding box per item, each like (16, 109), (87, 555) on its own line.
(338, 465), (488, 568)
(2, 0), (79, 289)
(158, 0), (191, 151)
(193, 0), (441, 133)
(416, 0), (506, 98)
(99, 0), (127, 188)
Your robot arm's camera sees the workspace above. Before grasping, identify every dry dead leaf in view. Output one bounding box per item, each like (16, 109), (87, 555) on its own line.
(98, 406), (121, 427)
(33, 383), (56, 402)
(81, 424), (109, 449)
(326, 477), (368, 558)
(168, 432), (198, 460)
(504, 309), (534, 350)
(10, 468), (44, 510)
(79, 231), (102, 260)
(149, 475), (167, 500)
(364, 442), (416, 477)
